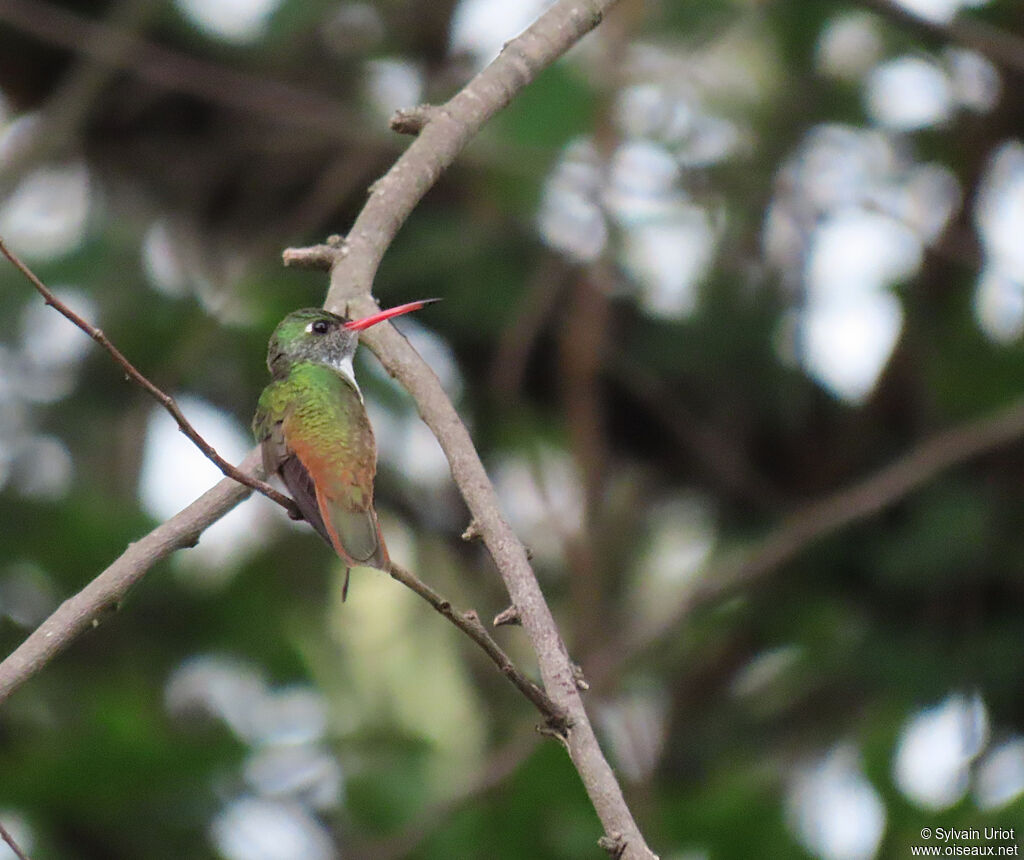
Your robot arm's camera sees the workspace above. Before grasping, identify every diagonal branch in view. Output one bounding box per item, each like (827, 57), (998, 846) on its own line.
(0, 451), (259, 704)
(0, 0), (164, 198)
(354, 279), (653, 860)
(0, 820), (32, 860)
(388, 562), (567, 728)
(856, 0), (1024, 78)
(316, 3), (610, 295)
(0, 236), (297, 516)
(286, 1), (660, 856)
(588, 393), (1024, 687)
(0, 0), (370, 143)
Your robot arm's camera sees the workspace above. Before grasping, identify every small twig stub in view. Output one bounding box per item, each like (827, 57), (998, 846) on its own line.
(390, 104), (435, 135)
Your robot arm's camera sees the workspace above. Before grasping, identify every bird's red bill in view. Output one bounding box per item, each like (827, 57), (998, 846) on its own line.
(344, 298), (440, 332)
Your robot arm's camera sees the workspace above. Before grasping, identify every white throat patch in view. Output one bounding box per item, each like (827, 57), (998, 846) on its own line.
(332, 353), (362, 400)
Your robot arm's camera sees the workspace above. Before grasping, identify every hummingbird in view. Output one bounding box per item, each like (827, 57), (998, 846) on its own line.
(253, 300), (435, 595)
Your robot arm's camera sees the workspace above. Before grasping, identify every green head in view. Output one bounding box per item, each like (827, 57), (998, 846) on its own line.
(265, 299), (439, 379)
(266, 308), (354, 378)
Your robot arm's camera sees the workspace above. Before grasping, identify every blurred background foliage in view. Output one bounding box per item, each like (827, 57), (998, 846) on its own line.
(2, 0), (1024, 858)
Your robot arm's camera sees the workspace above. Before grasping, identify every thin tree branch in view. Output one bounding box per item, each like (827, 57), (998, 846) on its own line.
(556, 270), (611, 654)
(288, 0), (661, 855)
(489, 256), (570, 398)
(0, 452), (258, 704)
(0, 0), (163, 198)
(0, 821), (32, 860)
(609, 352), (785, 511)
(0, 0), (373, 143)
(588, 394), (1024, 686)
(0, 236), (298, 516)
(856, 0), (1024, 78)
(387, 562), (567, 728)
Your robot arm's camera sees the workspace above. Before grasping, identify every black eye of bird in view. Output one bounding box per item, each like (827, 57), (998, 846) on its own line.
(311, 320), (331, 335)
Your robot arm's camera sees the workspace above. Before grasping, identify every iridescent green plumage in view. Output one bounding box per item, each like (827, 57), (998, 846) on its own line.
(254, 363), (385, 566)
(253, 309), (389, 584)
